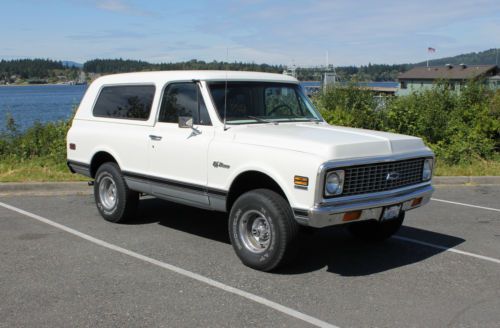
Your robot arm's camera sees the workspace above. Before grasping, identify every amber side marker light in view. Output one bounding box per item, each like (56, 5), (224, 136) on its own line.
(411, 197), (423, 207)
(343, 210), (362, 222)
(294, 176), (309, 186)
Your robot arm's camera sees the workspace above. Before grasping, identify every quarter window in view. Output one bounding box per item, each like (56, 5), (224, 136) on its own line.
(158, 83), (211, 125)
(93, 85), (155, 120)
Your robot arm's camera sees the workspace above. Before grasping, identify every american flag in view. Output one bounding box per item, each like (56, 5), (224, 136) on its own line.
(428, 47), (436, 53)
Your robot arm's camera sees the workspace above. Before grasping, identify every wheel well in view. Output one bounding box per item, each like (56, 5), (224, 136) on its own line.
(90, 151), (117, 178)
(226, 171), (287, 212)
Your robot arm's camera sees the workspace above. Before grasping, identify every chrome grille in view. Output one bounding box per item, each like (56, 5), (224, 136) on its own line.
(331, 158), (425, 197)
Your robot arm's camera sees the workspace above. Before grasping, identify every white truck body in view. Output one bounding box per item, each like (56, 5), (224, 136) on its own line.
(67, 70), (434, 229)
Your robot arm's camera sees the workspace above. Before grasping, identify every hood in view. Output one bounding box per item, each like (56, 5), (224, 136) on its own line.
(231, 122), (428, 160)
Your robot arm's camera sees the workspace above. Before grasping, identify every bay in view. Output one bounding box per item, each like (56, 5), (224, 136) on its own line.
(0, 84), (86, 131)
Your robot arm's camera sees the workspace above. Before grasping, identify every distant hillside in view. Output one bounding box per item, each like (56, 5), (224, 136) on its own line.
(1, 49), (498, 84)
(0, 59), (67, 81)
(83, 58), (283, 74)
(417, 48), (499, 67)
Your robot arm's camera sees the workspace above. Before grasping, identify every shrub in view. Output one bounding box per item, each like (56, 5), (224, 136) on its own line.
(314, 80), (500, 164)
(0, 114), (70, 163)
(314, 83), (383, 130)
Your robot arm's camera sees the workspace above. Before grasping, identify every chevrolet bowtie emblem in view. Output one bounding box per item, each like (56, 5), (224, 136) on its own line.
(386, 171), (400, 181)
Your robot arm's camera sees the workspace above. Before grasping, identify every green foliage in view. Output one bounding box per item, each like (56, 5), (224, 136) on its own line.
(0, 115), (70, 163)
(423, 48), (500, 66)
(314, 81), (500, 164)
(314, 83), (384, 130)
(0, 59), (65, 80)
(296, 64), (412, 81)
(84, 58), (284, 74)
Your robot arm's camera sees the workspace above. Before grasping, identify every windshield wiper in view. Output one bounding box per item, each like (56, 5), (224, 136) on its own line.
(247, 116), (278, 125)
(303, 117), (322, 123)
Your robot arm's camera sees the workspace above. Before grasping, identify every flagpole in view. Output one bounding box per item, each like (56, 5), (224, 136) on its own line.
(427, 47), (429, 68)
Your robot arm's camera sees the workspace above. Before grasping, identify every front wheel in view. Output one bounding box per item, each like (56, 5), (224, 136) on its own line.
(347, 212), (405, 242)
(94, 162), (138, 223)
(228, 189), (299, 271)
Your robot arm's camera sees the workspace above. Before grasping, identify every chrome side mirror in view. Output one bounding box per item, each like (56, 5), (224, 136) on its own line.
(178, 116), (193, 128)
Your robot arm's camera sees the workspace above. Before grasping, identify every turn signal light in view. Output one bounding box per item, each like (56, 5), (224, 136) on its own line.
(343, 210), (362, 222)
(411, 197), (423, 207)
(294, 176), (309, 186)
(69, 143), (76, 150)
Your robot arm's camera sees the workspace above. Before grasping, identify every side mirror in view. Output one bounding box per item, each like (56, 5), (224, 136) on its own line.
(178, 116), (193, 128)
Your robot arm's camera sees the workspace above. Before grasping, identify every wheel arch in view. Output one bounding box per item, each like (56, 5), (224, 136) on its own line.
(226, 170), (291, 212)
(90, 150), (120, 178)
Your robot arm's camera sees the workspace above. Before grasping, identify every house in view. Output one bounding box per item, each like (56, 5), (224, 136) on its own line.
(397, 64), (499, 95)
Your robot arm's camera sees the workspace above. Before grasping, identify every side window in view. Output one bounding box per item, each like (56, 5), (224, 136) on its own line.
(93, 85), (155, 120)
(158, 83), (211, 125)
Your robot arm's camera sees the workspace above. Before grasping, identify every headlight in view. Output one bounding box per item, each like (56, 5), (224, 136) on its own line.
(325, 170), (345, 196)
(422, 158), (433, 181)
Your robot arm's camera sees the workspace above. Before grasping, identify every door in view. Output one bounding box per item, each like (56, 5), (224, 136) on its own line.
(149, 82), (214, 207)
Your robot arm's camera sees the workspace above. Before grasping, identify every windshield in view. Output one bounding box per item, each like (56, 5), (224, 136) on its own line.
(208, 82), (323, 124)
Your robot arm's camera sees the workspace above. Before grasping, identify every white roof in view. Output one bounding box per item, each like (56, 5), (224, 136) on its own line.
(94, 70), (298, 85)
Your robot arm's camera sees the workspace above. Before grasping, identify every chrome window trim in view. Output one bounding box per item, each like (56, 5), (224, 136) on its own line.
(314, 150), (435, 206)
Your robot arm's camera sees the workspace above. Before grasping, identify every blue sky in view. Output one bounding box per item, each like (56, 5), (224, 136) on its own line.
(0, 0), (499, 66)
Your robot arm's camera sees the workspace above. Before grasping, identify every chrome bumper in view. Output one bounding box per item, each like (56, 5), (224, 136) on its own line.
(294, 183), (434, 228)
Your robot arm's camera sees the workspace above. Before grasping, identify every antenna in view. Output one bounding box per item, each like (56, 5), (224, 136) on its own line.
(223, 48), (229, 131)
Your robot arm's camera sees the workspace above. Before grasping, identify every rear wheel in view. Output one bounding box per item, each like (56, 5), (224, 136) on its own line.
(94, 162), (138, 223)
(347, 212), (405, 242)
(228, 189), (299, 271)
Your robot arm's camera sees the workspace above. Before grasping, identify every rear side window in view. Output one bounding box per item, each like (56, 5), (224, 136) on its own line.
(93, 85), (155, 120)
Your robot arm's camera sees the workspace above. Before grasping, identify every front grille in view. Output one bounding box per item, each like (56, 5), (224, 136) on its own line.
(329, 158), (425, 197)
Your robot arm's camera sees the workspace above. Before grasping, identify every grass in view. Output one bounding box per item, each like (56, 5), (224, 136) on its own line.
(0, 157), (499, 183)
(0, 158), (87, 182)
(434, 158), (500, 177)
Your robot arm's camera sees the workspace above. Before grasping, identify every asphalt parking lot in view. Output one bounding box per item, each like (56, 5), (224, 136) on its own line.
(0, 185), (499, 327)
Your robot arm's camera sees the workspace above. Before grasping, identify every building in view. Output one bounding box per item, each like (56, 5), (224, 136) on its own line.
(397, 64), (499, 96)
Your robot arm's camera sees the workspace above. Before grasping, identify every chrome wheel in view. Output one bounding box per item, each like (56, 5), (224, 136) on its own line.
(99, 175), (117, 210)
(239, 210), (271, 253)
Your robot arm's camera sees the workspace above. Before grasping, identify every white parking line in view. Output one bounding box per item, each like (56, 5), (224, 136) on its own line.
(432, 198), (500, 213)
(0, 201), (338, 328)
(393, 236), (500, 265)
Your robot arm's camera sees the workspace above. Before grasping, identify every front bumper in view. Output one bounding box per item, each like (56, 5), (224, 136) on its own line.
(294, 182), (434, 228)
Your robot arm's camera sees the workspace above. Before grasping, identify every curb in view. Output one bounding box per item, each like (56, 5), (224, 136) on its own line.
(0, 176), (499, 196)
(432, 176), (500, 185)
(0, 182), (92, 196)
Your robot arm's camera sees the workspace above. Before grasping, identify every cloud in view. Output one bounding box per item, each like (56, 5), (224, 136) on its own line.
(96, 0), (129, 12)
(191, 0), (500, 65)
(67, 30), (150, 41)
(94, 0), (155, 17)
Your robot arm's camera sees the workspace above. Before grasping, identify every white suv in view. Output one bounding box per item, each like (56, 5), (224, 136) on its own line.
(67, 70), (434, 271)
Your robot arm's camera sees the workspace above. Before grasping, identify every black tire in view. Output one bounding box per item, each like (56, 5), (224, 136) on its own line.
(228, 189), (299, 271)
(94, 162), (138, 223)
(347, 212), (405, 242)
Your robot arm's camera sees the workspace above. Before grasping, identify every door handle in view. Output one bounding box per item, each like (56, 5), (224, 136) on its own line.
(149, 135), (162, 141)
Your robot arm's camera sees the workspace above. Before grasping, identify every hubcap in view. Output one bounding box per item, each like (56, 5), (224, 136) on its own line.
(99, 176), (117, 210)
(239, 210), (271, 253)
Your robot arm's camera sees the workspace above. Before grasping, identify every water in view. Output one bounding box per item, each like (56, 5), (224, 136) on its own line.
(0, 84), (86, 131)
